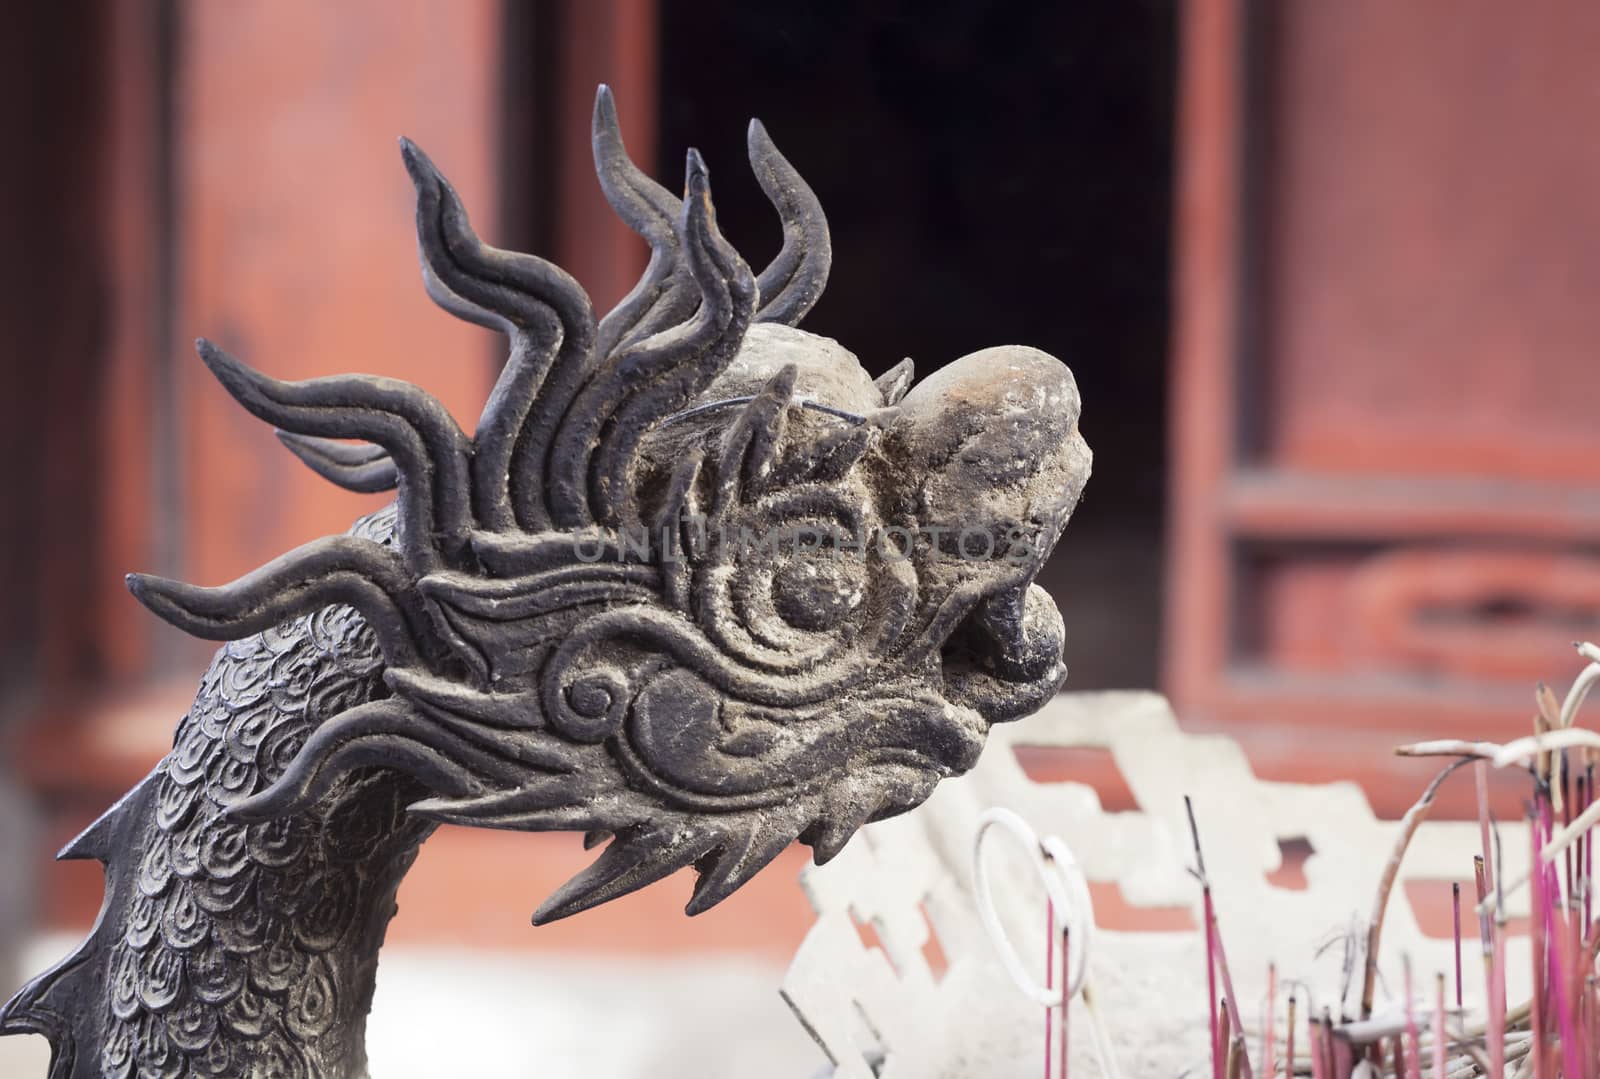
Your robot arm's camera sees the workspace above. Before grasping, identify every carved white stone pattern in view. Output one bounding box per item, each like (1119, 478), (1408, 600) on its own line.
(782, 691), (1533, 1077)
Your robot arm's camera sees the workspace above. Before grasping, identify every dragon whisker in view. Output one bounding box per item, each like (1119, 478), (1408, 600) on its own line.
(548, 149), (756, 531)
(125, 535), (426, 667)
(274, 432), (400, 494)
(748, 118), (832, 326)
(591, 85), (697, 358)
(225, 698), (537, 824)
(195, 338), (471, 569)
(400, 137), (597, 535)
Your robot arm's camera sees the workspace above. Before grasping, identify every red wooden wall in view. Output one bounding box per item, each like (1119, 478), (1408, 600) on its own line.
(1167, 0), (1600, 817)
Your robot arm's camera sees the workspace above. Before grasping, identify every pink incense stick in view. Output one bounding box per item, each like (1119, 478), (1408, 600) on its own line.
(1532, 815), (1549, 1079)
(1208, 909), (1254, 1079)
(1547, 863), (1581, 1079)
(1401, 958), (1421, 1079)
(1549, 894), (1581, 1079)
(1476, 761), (1495, 895)
(1490, 920), (1507, 1079)
(1328, 1031), (1353, 1077)
(1566, 757), (1576, 904)
(1262, 963), (1276, 1079)
(1189, 797), (1219, 1079)
(1059, 928), (1069, 1079)
(1579, 771), (1589, 939)
(1218, 1002), (1232, 1077)
(1538, 797), (1585, 1079)
(1431, 973), (1446, 1079)
(1283, 991), (1296, 1079)
(1587, 763), (1595, 934)
(1186, 796), (1251, 1079)
(1451, 882), (1463, 1010)
(1206, 886), (1220, 1079)
(1566, 900), (1585, 1072)
(1045, 898), (1055, 1079)
(1473, 855), (1491, 953)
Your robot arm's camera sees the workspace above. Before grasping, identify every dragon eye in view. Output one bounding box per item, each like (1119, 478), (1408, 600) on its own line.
(771, 552), (864, 631)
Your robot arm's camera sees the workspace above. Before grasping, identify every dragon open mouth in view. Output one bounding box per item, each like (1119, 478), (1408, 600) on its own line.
(939, 581), (1068, 724)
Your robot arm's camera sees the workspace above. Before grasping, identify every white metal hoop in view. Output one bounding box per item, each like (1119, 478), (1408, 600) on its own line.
(971, 806), (1094, 1008)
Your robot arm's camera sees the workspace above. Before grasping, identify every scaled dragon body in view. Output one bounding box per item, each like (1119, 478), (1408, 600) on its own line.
(1, 88), (1091, 1077)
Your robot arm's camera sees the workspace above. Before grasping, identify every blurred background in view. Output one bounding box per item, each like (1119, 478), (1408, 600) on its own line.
(2, 0), (1597, 1074)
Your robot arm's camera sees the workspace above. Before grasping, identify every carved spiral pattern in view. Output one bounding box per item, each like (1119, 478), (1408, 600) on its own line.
(694, 483), (888, 674)
(101, 507), (433, 1078)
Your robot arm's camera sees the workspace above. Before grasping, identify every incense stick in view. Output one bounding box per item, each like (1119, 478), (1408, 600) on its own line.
(1361, 760), (1471, 1019)
(1453, 882), (1464, 1010)
(1433, 973), (1447, 1079)
(1264, 963), (1276, 1079)
(1045, 898), (1055, 1079)
(1403, 956), (1422, 1079)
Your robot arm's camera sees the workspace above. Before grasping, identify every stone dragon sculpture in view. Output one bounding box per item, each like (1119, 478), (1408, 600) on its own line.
(0, 88), (1091, 1077)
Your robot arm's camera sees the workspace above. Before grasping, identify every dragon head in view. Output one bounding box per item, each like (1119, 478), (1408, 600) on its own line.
(128, 87), (1091, 923)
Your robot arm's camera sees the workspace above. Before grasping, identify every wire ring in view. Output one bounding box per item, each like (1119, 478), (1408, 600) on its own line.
(971, 807), (1094, 1008)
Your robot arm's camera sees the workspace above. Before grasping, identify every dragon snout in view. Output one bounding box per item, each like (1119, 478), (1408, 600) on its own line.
(889, 346), (1091, 722)
(893, 344), (1090, 530)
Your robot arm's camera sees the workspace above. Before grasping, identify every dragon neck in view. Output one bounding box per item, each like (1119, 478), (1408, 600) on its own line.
(4, 598), (434, 1079)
